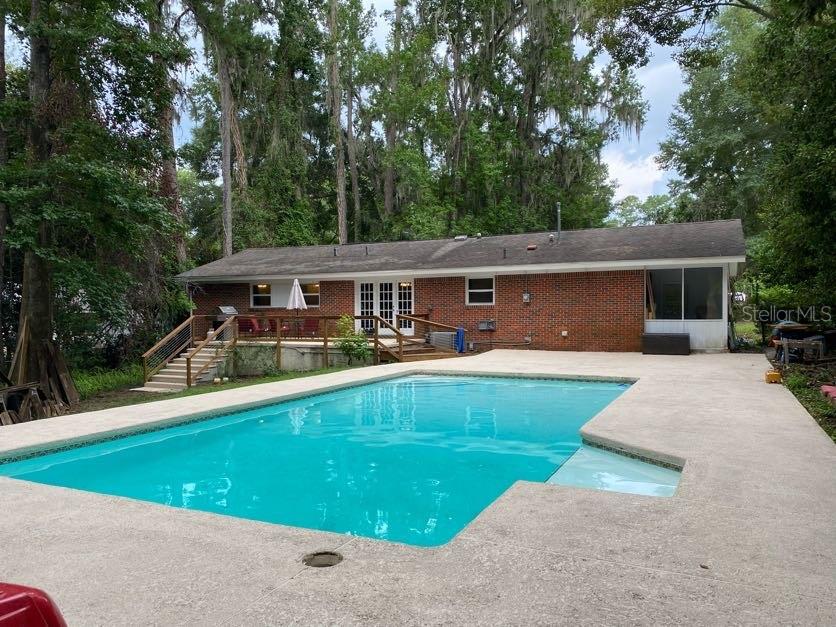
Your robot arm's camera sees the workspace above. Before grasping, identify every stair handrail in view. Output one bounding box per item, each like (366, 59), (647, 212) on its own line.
(186, 315), (238, 387)
(396, 314), (459, 332)
(142, 315), (196, 382)
(367, 315), (415, 362)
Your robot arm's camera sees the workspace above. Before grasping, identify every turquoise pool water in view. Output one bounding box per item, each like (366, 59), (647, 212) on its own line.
(0, 375), (628, 546)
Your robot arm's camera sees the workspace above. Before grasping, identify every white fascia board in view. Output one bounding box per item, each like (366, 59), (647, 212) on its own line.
(179, 255), (748, 284)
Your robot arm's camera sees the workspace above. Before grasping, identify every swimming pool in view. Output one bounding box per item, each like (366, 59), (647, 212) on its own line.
(1, 375), (629, 546)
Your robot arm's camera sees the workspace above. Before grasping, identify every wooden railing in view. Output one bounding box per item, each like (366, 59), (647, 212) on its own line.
(235, 314), (432, 366)
(397, 313), (459, 332)
(142, 315), (196, 382)
(142, 311), (463, 386)
(185, 315), (238, 387)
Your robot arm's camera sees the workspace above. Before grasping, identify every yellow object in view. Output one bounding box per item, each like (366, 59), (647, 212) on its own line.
(765, 370), (782, 384)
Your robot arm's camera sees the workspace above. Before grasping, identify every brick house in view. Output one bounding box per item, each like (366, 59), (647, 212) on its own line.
(178, 220), (746, 352)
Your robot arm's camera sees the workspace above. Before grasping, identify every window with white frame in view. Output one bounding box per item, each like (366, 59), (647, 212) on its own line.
(301, 282), (320, 307)
(466, 277), (494, 305)
(252, 283), (271, 307)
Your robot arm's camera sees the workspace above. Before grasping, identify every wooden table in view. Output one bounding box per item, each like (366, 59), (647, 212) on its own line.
(781, 338), (825, 365)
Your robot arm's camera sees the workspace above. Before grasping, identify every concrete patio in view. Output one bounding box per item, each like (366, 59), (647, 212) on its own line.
(1, 350), (834, 625)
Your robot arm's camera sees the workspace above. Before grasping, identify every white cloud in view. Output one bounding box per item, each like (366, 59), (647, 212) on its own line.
(603, 149), (666, 201)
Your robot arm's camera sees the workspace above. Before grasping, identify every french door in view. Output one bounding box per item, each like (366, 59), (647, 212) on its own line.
(357, 279), (414, 335)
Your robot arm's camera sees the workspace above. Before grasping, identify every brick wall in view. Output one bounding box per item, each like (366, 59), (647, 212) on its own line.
(190, 280), (354, 336)
(415, 271), (644, 352)
(190, 271), (645, 351)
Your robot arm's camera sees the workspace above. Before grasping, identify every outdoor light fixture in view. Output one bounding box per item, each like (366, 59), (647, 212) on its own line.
(523, 291), (532, 303)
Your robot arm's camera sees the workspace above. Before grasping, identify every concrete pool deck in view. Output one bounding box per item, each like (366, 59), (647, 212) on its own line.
(1, 350), (834, 624)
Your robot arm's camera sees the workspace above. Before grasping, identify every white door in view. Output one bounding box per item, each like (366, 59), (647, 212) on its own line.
(356, 279), (414, 335)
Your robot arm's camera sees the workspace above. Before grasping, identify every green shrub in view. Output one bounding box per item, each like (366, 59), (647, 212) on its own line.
(73, 364), (144, 399)
(335, 314), (371, 365)
(782, 367), (836, 442)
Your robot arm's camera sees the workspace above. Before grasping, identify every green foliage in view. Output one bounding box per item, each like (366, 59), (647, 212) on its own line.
(1, 0), (192, 368)
(783, 366), (836, 442)
(335, 314), (371, 364)
(656, 4), (835, 306)
(607, 194), (675, 226)
(72, 364), (144, 400)
(180, 0), (647, 248)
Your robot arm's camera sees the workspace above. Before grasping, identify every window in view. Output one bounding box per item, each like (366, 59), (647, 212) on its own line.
(301, 282), (320, 307)
(646, 268), (723, 320)
(646, 269), (681, 319)
(684, 268), (723, 319)
(467, 277), (494, 305)
(252, 283), (271, 307)
(398, 281), (413, 330)
(360, 282), (374, 331)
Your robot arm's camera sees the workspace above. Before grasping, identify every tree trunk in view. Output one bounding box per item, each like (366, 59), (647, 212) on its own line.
(346, 83), (362, 243)
(328, 0), (347, 245)
(217, 43), (234, 257)
(187, 0), (238, 258)
(18, 0), (54, 385)
(0, 9), (8, 368)
(383, 0), (404, 217)
(149, 0), (186, 267)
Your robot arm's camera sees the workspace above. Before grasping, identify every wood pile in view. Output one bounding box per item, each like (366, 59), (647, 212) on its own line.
(1, 319), (80, 424)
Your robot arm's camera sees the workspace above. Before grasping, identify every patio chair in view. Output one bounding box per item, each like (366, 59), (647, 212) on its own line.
(250, 317), (272, 336)
(301, 318), (320, 337)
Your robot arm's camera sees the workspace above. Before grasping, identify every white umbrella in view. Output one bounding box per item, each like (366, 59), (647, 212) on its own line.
(287, 279), (308, 312)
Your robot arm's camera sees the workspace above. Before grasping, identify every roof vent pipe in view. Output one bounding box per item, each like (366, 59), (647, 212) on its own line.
(333, 247), (337, 256)
(454, 235), (468, 242)
(365, 245), (369, 255)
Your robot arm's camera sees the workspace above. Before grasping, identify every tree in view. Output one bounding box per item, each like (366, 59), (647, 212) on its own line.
(149, 0), (188, 267)
(186, 0), (251, 257)
(657, 9), (768, 228)
(326, 0), (348, 244)
(608, 195), (675, 226)
(340, 0), (373, 242)
(655, 3), (835, 304)
(382, 0), (405, 217)
(745, 2), (836, 304)
(587, 0), (777, 67)
(2, 0), (187, 376)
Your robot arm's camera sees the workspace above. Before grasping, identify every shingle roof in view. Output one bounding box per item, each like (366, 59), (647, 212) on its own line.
(177, 219), (746, 281)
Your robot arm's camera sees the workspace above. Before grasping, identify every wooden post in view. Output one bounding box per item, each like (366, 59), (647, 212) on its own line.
(276, 317), (282, 371)
(322, 318), (328, 370)
(142, 357), (148, 383)
(373, 317), (380, 365)
(398, 331), (403, 362)
(186, 356), (192, 388)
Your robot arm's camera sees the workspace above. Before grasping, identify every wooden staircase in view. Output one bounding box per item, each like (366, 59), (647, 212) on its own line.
(143, 345), (226, 392)
(378, 340), (460, 363)
(141, 315), (238, 392)
(375, 315), (464, 363)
